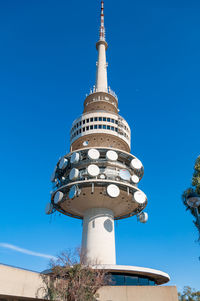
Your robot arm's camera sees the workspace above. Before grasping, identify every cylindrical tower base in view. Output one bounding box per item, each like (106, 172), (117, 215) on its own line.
(81, 208), (116, 265)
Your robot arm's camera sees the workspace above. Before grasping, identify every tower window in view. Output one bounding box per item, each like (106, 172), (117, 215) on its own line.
(103, 117), (106, 121)
(87, 119), (89, 123)
(107, 125), (110, 130)
(111, 119), (115, 123)
(99, 117), (102, 121)
(94, 125), (98, 129)
(90, 118), (94, 122)
(90, 125), (93, 130)
(86, 126), (89, 130)
(107, 118), (111, 122)
(83, 127), (85, 132)
(94, 117), (98, 121)
(83, 120), (85, 125)
(111, 126), (114, 131)
(98, 125), (102, 129)
(103, 125), (106, 129)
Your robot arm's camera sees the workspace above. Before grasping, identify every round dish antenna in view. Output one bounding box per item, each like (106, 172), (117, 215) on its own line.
(83, 141), (89, 146)
(87, 164), (100, 177)
(138, 212), (148, 223)
(45, 203), (53, 215)
(131, 175), (140, 184)
(50, 169), (56, 182)
(119, 169), (131, 181)
(69, 185), (77, 199)
(54, 191), (64, 204)
(71, 152), (80, 164)
(106, 150), (118, 161)
(88, 149), (100, 160)
(131, 159), (143, 170)
(107, 184), (120, 198)
(69, 168), (79, 181)
(59, 157), (68, 170)
(134, 191), (147, 204)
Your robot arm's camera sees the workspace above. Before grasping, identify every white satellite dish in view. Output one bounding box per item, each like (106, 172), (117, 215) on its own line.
(50, 169), (56, 182)
(130, 158), (143, 170)
(88, 149), (100, 160)
(71, 152), (80, 164)
(107, 184), (120, 198)
(54, 191), (64, 204)
(119, 169), (131, 181)
(59, 157), (68, 169)
(131, 175), (140, 184)
(87, 165), (100, 177)
(106, 150), (118, 161)
(134, 191), (147, 204)
(45, 203), (53, 215)
(83, 141), (89, 147)
(69, 185), (77, 199)
(139, 212), (148, 223)
(69, 168), (79, 181)
(100, 174), (106, 179)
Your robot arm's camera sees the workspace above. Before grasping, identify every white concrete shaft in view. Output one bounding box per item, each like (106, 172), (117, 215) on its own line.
(96, 43), (108, 92)
(82, 208), (116, 265)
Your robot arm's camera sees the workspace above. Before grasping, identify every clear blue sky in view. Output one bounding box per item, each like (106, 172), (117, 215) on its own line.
(0, 0), (200, 292)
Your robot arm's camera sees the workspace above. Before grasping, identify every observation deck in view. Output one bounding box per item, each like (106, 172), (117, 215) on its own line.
(49, 147), (146, 220)
(70, 112), (131, 148)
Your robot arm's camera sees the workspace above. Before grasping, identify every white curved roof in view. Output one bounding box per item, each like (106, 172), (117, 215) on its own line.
(92, 264), (170, 285)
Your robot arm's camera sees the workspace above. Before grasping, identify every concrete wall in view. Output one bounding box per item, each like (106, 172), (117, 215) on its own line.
(0, 264), (44, 300)
(98, 286), (179, 301)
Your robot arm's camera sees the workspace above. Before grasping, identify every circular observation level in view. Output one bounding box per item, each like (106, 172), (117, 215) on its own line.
(48, 147), (147, 220)
(70, 112), (131, 150)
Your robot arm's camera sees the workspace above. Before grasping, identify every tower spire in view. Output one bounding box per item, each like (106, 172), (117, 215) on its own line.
(95, 0), (108, 92)
(100, 0), (105, 41)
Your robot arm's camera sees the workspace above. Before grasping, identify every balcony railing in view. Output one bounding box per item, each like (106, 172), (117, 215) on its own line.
(87, 86), (118, 101)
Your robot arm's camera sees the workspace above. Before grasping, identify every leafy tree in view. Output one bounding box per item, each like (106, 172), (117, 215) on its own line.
(39, 249), (110, 301)
(182, 156), (200, 238)
(178, 286), (200, 301)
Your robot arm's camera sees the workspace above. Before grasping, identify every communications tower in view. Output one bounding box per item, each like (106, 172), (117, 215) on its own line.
(46, 1), (170, 286)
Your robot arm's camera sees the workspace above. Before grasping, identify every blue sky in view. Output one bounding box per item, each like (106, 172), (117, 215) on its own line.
(0, 0), (200, 291)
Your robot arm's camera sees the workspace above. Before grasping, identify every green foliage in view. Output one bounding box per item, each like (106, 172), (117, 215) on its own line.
(178, 286), (200, 301)
(192, 157), (200, 195)
(39, 249), (109, 301)
(182, 156), (200, 233)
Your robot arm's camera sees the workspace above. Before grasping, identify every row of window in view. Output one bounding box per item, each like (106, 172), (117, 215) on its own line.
(71, 117), (130, 133)
(72, 117), (118, 132)
(109, 273), (156, 286)
(70, 124), (130, 140)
